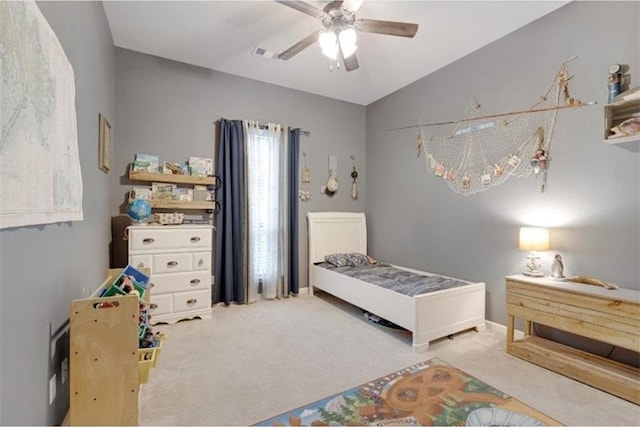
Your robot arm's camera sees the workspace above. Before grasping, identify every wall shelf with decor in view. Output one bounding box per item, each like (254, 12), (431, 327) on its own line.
(603, 98), (640, 145)
(129, 170), (215, 186)
(128, 168), (219, 211)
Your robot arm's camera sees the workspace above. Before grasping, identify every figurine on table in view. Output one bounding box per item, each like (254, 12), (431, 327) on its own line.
(550, 254), (564, 279)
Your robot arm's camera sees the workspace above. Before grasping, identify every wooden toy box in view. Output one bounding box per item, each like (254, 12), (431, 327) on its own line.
(69, 268), (158, 426)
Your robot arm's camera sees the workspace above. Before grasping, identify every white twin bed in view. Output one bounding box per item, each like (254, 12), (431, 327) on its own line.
(307, 212), (486, 353)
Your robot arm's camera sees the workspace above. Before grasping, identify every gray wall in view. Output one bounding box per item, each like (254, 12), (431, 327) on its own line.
(1, 2), (637, 424)
(0, 1), (115, 425)
(366, 0), (639, 329)
(114, 48), (367, 290)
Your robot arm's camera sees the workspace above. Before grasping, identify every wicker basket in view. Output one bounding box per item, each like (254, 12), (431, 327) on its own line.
(154, 212), (184, 225)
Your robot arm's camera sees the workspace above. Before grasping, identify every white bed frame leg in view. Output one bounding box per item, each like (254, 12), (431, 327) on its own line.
(412, 340), (430, 353)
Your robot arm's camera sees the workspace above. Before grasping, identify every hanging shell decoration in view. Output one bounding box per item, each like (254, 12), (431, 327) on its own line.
(299, 152), (311, 202)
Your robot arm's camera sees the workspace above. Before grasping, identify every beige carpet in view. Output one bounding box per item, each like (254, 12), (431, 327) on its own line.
(139, 292), (639, 426)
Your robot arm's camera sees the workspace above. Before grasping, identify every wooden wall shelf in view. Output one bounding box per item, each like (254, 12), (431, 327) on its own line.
(148, 199), (214, 210)
(128, 170), (215, 186)
(128, 168), (218, 211)
(603, 98), (640, 144)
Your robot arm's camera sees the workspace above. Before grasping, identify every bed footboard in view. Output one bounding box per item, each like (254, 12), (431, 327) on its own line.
(411, 282), (486, 353)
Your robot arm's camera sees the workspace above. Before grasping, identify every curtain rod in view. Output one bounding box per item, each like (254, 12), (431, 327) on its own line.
(215, 119), (310, 136)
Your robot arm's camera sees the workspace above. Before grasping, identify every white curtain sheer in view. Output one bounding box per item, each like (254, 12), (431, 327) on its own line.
(244, 120), (290, 302)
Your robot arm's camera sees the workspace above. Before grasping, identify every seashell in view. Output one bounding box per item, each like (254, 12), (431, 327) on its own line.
(610, 117), (640, 138)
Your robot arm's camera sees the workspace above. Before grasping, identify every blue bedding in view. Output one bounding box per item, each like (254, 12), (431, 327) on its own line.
(316, 262), (471, 297)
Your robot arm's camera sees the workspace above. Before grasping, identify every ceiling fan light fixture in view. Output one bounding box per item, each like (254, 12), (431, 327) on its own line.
(319, 30), (338, 59)
(321, 44), (339, 60)
(338, 27), (358, 58)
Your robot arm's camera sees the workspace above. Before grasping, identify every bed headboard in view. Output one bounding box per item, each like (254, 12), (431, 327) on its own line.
(307, 212), (367, 265)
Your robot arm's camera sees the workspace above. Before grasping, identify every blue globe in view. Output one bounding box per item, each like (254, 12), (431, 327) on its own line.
(127, 199), (152, 223)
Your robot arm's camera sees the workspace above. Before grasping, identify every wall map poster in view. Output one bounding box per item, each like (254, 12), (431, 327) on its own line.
(0, 1), (83, 229)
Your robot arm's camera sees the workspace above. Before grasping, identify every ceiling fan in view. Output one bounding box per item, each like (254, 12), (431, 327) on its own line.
(275, 0), (419, 71)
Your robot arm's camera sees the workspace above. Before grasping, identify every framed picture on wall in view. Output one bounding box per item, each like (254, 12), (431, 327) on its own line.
(99, 113), (112, 173)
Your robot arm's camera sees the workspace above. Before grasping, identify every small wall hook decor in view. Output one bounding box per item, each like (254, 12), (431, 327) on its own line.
(299, 152), (311, 202)
(301, 152), (311, 183)
(350, 155), (358, 200)
(325, 155), (338, 196)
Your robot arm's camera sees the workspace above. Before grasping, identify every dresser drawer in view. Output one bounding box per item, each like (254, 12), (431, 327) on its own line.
(150, 271), (210, 295)
(149, 294), (172, 316)
(129, 227), (212, 252)
(130, 255), (152, 271)
(152, 253), (192, 274)
(173, 290), (210, 313)
(193, 252), (211, 271)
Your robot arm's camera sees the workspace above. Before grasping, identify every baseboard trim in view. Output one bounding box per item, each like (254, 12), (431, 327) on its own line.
(484, 320), (524, 339)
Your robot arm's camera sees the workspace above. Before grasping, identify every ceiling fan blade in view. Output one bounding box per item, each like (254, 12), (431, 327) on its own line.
(356, 19), (419, 38)
(342, 0), (366, 13)
(278, 30), (321, 60)
(342, 51), (359, 72)
(275, 1), (325, 18)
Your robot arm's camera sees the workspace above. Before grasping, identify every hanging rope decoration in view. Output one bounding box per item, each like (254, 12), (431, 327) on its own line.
(299, 152), (311, 202)
(399, 59), (594, 196)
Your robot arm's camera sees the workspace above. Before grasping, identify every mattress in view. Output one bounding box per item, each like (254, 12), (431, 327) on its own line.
(316, 262), (472, 297)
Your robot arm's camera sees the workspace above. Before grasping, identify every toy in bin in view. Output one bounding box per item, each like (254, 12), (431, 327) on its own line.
(100, 265), (149, 298)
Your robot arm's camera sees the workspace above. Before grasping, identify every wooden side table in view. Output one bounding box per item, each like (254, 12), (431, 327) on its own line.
(505, 274), (640, 404)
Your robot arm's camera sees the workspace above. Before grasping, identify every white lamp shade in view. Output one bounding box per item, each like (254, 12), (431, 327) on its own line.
(519, 227), (550, 251)
(339, 28), (358, 58)
(319, 31), (336, 49)
(319, 31), (338, 60)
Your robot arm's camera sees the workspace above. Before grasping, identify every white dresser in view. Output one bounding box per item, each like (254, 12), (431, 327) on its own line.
(127, 224), (213, 324)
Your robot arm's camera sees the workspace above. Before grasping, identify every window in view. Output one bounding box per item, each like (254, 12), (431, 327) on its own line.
(246, 122), (286, 301)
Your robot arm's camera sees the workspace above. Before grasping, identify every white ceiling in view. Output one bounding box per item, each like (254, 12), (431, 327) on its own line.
(103, 0), (569, 106)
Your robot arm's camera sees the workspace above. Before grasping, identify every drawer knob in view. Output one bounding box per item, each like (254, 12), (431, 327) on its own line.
(198, 259), (204, 266)
(150, 303), (158, 309)
(186, 298), (197, 305)
(190, 279), (201, 285)
(167, 261), (178, 267)
(190, 236), (201, 243)
(142, 238), (155, 244)
(137, 262), (145, 268)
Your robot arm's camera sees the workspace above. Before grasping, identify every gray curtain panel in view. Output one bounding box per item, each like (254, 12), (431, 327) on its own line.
(287, 128), (300, 294)
(214, 119), (246, 305)
(214, 120), (301, 303)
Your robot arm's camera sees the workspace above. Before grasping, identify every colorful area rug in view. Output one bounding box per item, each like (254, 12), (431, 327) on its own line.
(255, 357), (561, 426)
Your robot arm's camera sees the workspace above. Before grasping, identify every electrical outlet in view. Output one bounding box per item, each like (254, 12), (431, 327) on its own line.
(49, 374), (56, 405)
(61, 358), (68, 384)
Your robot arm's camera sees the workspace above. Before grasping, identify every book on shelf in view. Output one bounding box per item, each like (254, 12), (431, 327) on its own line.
(189, 157), (213, 177)
(162, 161), (188, 175)
(133, 153), (160, 173)
(182, 218), (211, 224)
(130, 186), (152, 200)
(152, 182), (176, 200)
(193, 185), (212, 201)
(172, 187), (193, 201)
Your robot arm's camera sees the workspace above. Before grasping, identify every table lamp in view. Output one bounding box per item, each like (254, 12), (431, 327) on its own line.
(519, 227), (549, 277)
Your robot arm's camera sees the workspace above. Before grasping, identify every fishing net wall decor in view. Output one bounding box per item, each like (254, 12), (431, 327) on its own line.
(403, 59), (593, 196)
